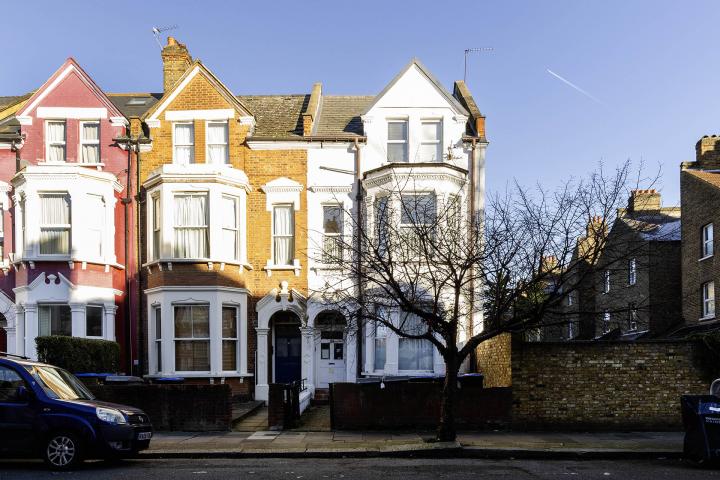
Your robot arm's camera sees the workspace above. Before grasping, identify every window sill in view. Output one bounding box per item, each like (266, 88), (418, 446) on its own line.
(143, 258), (253, 272)
(12, 256), (124, 270)
(700, 315), (716, 322)
(145, 372), (254, 379)
(264, 260), (301, 277)
(699, 255), (714, 262)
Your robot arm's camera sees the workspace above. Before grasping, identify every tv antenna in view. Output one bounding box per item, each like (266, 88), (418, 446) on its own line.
(152, 25), (179, 48)
(464, 47), (494, 82)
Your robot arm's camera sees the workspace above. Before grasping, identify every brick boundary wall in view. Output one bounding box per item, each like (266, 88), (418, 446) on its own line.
(475, 333), (512, 388)
(330, 380), (511, 430)
(88, 384), (232, 431)
(508, 340), (711, 431)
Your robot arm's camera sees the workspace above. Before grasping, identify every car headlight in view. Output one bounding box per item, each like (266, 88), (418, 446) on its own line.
(96, 407), (127, 424)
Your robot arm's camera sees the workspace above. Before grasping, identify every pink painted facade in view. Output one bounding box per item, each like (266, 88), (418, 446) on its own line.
(0, 59), (138, 372)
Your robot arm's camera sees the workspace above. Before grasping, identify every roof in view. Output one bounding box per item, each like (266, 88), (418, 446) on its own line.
(108, 93), (162, 118)
(238, 94), (308, 139)
(313, 96), (373, 137)
(619, 213), (681, 242)
(0, 93), (32, 112)
(684, 169), (720, 189)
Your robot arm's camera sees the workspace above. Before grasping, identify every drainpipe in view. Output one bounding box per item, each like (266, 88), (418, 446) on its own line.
(121, 142), (133, 375)
(353, 138), (364, 379)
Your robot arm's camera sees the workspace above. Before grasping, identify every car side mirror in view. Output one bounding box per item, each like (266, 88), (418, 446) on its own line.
(16, 385), (30, 401)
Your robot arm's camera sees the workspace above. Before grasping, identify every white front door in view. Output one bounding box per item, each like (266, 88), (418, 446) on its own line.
(317, 338), (346, 388)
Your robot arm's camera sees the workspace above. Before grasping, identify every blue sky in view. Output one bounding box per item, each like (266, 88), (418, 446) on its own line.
(4, 0), (719, 205)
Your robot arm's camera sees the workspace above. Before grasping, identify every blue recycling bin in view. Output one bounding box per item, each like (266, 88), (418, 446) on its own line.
(682, 395), (720, 465)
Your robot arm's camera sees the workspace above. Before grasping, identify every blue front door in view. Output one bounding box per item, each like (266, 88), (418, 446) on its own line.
(274, 324), (301, 384)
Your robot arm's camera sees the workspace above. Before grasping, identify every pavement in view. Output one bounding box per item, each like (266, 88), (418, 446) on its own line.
(142, 430), (685, 459)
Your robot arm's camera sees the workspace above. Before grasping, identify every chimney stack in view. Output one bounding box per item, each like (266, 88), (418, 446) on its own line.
(628, 189), (661, 213)
(695, 135), (720, 169)
(161, 36), (192, 92)
(303, 82), (322, 136)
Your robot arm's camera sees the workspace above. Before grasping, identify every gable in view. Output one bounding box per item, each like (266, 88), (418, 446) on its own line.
(364, 61), (469, 116)
(167, 73), (236, 112)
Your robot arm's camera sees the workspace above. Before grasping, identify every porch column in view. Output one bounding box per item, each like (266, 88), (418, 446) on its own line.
(255, 327), (270, 402)
(69, 303), (85, 337)
(12, 305), (24, 356)
(300, 326), (315, 395)
(345, 328), (357, 383)
(103, 303), (117, 341)
(23, 303), (37, 359)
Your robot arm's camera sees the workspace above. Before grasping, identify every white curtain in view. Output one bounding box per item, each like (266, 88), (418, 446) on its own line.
(40, 194), (70, 255)
(47, 121), (66, 162)
(221, 196), (238, 260)
(81, 122), (100, 163)
(38, 305), (51, 337)
(174, 123), (194, 164)
(398, 313), (434, 371)
(86, 195), (104, 258)
(207, 122), (228, 164)
(174, 195), (208, 258)
(273, 206), (293, 265)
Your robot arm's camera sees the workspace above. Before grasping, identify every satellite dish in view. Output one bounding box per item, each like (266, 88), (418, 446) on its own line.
(711, 378), (720, 397)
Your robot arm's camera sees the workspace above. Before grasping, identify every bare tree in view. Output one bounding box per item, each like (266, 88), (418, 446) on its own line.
(312, 160), (659, 441)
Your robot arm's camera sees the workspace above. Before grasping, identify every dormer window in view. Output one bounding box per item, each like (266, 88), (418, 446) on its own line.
(173, 122), (195, 165)
(420, 120), (442, 162)
(46, 120), (66, 162)
(80, 121), (100, 163)
(206, 121), (228, 164)
(387, 120), (408, 162)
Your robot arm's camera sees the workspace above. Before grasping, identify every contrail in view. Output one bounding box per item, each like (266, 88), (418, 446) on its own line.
(546, 68), (604, 105)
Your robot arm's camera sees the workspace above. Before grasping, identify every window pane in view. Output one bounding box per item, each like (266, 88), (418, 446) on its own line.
(87, 195), (104, 258)
(387, 143), (407, 162)
(222, 196), (238, 229)
(207, 122), (228, 164)
(401, 194), (436, 224)
(323, 206), (343, 234)
(421, 122), (440, 142)
(174, 306), (193, 338)
(222, 340), (237, 370)
(39, 305), (72, 337)
(175, 340), (210, 371)
(47, 121), (66, 142)
(81, 144), (100, 164)
(174, 194), (208, 258)
(82, 122), (99, 141)
(155, 307), (162, 340)
(41, 194), (70, 224)
(86, 306), (103, 337)
(374, 338), (386, 370)
(222, 306), (237, 338)
(192, 305), (210, 337)
(398, 338), (433, 370)
(273, 206), (294, 264)
(388, 122), (407, 141)
(419, 143), (441, 162)
(174, 123), (194, 164)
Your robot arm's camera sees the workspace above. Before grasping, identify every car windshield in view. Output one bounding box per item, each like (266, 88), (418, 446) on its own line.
(29, 366), (95, 400)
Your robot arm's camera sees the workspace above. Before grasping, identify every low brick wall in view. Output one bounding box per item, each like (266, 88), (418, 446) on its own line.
(475, 333), (512, 388)
(510, 340), (710, 430)
(330, 380), (511, 430)
(88, 384), (232, 431)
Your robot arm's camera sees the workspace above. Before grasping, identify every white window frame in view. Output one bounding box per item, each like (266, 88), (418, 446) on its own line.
(151, 193), (161, 261)
(78, 120), (101, 164)
(38, 192), (71, 257)
(45, 120), (67, 162)
(221, 304), (240, 372)
(321, 204), (344, 264)
(386, 119), (408, 163)
(400, 193), (437, 251)
(603, 270), (611, 294)
(628, 305), (638, 332)
(153, 306), (162, 373)
(38, 304), (72, 337)
(173, 192), (209, 259)
(373, 320), (387, 372)
(173, 303), (211, 373)
(173, 121), (195, 165)
(628, 258), (637, 286)
(419, 119), (443, 162)
(86, 194), (105, 259)
(205, 120), (229, 165)
(222, 195), (240, 261)
(702, 223), (714, 258)
(702, 281), (715, 319)
(272, 204), (295, 266)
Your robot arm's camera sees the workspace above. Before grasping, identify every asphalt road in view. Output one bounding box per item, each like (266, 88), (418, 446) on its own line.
(0, 458), (718, 479)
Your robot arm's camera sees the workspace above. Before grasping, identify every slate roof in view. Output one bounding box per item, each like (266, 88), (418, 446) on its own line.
(0, 93), (32, 112)
(619, 212), (681, 242)
(313, 96), (373, 137)
(238, 95), (308, 139)
(684, 169), (720, 189)
(108, 93), (163, 118)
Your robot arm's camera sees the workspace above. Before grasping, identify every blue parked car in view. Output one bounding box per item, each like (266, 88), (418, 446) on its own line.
(0, 353), (153, 469)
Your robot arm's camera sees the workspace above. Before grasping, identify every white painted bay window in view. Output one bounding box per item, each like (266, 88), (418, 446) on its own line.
(322, 205), (343, 263)
(375, 196), (389, 255)
(151, 195), (161, 260)
(173, 122), (195, 165)
(46, 120), (66, 162)
(398, 312), (433, 371)
(86, 194), (105, 258)
(221, 195), (240, 261)
(38, 304), (72, 337)
(702, 281), (715, 319)
(420, 120), (442, 162)
(39, 193), (71, 255)
(222, 306), (239, 371)
(174, 304), (210, 372)
(206, 121), (229, 164)
(85, 305), (103, 337)
(272, 205), (294, 265)
(80, 121), (100, 163)
(400, 193), (436, 249)
(387, 120), (408, 162)
(154, 307), (162, 372)
(173, 193), (208, 258)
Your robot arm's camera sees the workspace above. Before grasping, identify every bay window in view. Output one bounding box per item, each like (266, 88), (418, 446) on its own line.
(86, 194), (104, 258)
(173, 122), (195, 165)
(387, 120), (408, 162)
(173, 193), (208, 258)
(39, 193), (71, 255)
(400, 193), (436, 249)
(151, 194), (161, 260)
(222, 306), (239, 371)
(80, 121), (100, 163)
(420, 120), (442, 162)
(38, 304), (72, 337)
(375, 196), (389, 255)
(85, 305), (103, 337)
(322, 205), (343, 263)
(154, 307), (162, 371)
(46, 120), (66, 162)
(221, 195), (240, 261)
(174, 304), (210, 371)
(272, 205), (294, 265)
(398, 312), (433, 371)
(206, 121), (229, 164)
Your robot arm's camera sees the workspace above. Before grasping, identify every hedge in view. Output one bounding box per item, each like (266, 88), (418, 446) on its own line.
(35, 336), (120, 374)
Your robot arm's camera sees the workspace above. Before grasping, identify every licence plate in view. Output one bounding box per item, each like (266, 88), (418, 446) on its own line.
(137, 432), (153, 441)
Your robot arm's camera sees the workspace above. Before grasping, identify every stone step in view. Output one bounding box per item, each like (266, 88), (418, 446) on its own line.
(231, 400), (265, 426)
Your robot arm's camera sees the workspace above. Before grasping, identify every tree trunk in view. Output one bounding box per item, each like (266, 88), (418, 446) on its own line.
(437, 356), (459, 442)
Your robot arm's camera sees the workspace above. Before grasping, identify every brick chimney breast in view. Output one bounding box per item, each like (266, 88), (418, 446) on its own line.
(628, 189), (661, 212)
(161, 36), (192, 92)
(695, 135), (720, 170)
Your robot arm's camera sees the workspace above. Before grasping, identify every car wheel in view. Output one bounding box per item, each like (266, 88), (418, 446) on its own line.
(43, 432), (83, 470)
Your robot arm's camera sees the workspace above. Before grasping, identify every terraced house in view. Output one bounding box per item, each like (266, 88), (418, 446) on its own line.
(0, 37), (487, 408)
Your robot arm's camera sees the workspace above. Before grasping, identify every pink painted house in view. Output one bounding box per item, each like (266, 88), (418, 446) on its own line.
(0, 59), (139, 372)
